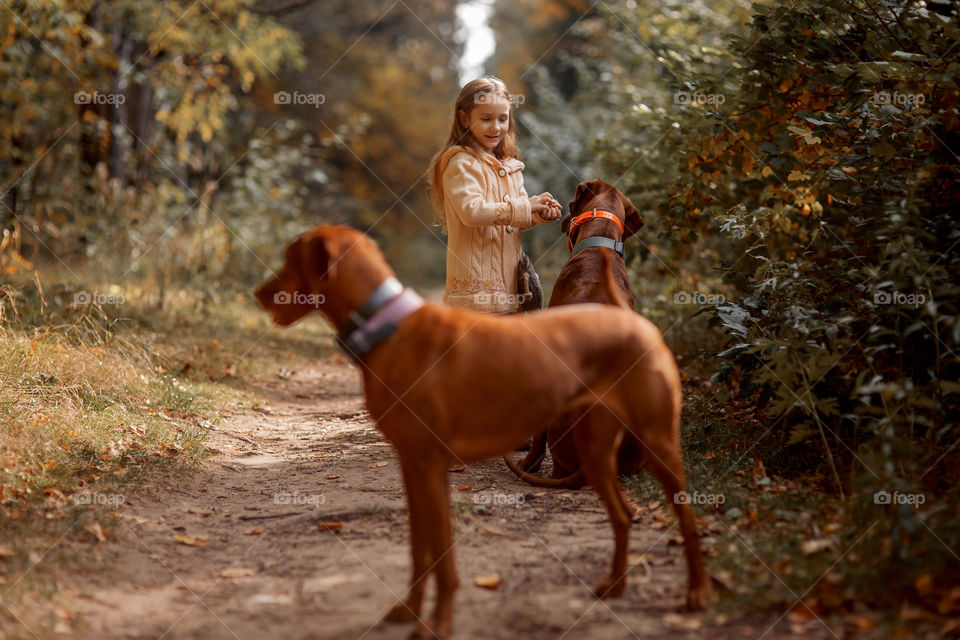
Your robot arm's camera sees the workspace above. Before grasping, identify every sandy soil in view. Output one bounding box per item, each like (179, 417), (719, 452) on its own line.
(62, 357), (838, 640)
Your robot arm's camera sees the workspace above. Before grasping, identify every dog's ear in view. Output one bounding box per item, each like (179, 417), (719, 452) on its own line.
(295, 232), (337, 283)
(619, 192), (644, 239)
(567, 181), (593, 217)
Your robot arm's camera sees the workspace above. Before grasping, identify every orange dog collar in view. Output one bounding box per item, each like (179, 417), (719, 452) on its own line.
(567, 209), (623, 253)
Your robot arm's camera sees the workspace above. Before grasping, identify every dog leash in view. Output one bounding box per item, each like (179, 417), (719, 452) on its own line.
(567, 209), (625, 257)
(336, 277), (424, 362)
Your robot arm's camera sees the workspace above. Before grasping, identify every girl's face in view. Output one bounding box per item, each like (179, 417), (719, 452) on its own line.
(459, 96), (511, 153)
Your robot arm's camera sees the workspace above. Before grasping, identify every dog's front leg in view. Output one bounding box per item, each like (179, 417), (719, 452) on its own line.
(385, 459), (431, 625)
(519, 431), (547, 473)
(410, 458), (458, 639)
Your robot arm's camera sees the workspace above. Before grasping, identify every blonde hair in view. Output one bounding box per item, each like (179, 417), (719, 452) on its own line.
(428, 76), (520, 231)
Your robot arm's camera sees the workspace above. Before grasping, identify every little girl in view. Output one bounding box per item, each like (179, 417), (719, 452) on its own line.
(429, 76), (561, 313)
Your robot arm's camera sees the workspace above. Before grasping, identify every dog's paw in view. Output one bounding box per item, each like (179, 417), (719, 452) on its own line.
(385, 601), (418, 623)
(408, 621), (447, 639)
(685, 583), (714, 610)
(592, 575), (626, 599)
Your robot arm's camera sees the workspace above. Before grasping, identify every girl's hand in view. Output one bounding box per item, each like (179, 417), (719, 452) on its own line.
(530, 193), (562, 221)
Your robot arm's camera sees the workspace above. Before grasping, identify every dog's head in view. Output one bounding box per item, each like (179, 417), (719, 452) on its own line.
(561, 179), (643, 239)
(254, 226), (390, 327)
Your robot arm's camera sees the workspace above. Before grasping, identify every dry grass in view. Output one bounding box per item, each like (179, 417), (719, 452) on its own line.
(0, 268), (332, 638)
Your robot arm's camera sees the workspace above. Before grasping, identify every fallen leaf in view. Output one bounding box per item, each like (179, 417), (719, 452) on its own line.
(220, 567), (255, 578)
(473, 573), (501, 589)
(711, 570), (735, 592)
(368, 462), (389, 469)
(915, 573), (933, 597)
(483, 527), (505, 536)
(457, 486), (473, 492)
(0, 544), (15, 557)
(173, 534), (206, 547)
(320, 522), (342, 531)
(846, 614), (876, 630)
(627, 552), (649, 566)
(448, 464), (466, 472)
(326, 474), (341, 480)
(86, 521), (107, 543)
(663, 612), (702, 630)
(788, 600), (821, 621)
(246, 527), (264, 536)
(800, 538), (833, 555)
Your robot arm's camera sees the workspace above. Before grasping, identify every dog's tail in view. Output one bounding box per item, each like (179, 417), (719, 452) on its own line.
(601, 249), (632, 309)
(502, 454), (587, 489)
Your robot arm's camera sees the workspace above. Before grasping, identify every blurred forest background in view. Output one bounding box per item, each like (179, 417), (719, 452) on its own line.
(2, 0), (959, 632)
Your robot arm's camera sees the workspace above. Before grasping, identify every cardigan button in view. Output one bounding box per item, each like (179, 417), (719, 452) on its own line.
(498, 168), (507, 177)
(503, 194), (511, 202)
(506, 225), (515, 233)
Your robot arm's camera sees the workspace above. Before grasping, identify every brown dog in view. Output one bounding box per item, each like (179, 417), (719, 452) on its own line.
(505, 179), (646, 488)
(255, 225), (711, 638)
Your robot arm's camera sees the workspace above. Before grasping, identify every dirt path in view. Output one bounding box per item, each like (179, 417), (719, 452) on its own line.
(63, 357), (836, 639)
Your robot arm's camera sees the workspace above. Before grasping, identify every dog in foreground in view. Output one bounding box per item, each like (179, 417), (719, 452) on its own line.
(254, 225), (711, 638)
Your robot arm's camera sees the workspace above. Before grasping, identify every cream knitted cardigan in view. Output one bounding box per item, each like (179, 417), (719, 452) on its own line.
(436, 146), (545, 313)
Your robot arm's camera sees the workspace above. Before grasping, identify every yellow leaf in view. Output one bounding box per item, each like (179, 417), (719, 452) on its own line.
(473, 573), (501, 589)
(173, 534), (206, 547)
(86, 522), (107, 543)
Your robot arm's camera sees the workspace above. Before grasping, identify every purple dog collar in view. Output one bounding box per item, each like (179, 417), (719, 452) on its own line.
(336, 282), (424, 362)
